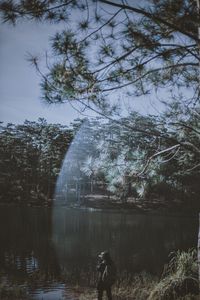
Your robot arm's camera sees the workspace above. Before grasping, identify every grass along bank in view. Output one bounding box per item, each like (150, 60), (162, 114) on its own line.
(79, 249), (199, 300)
(0, 249), (198, 300)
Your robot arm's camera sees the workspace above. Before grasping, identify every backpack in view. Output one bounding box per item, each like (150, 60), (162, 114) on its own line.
(102, 263), (117, 285)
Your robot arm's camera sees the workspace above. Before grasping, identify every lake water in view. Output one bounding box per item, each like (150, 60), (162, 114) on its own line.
(0, 206), (198, 299)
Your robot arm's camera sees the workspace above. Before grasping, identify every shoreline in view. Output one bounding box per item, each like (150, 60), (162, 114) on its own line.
(52, 194), (199, 217)
(0, 194), (200, 217)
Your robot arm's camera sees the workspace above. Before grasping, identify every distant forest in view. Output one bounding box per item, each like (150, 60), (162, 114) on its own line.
(0, 109), (199, 211)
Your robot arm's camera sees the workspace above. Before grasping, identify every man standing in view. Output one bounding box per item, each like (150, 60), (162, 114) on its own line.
(97, 251), (116, 300)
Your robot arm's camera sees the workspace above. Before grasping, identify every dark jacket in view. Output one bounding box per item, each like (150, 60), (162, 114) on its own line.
(97, 259), (116, 287)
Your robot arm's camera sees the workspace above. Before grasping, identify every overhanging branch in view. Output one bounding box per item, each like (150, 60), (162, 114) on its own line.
(100, 0), (198, 41)
(136, 144), (180, 177)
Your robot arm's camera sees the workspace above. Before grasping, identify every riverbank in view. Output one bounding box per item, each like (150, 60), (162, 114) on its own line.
(79, 249), (199, 300)
(60, 194), (199, 217)
(0, 249), (198, 300)
(1, 192), (199, 216)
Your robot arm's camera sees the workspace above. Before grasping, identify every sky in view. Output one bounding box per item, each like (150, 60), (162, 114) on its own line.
(0, 21), (82, 125)
(0, 3), (163, 126)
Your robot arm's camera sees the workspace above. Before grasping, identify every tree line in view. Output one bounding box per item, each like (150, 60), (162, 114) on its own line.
(0, 107), (199, 210)
(0, 118), (73, 205)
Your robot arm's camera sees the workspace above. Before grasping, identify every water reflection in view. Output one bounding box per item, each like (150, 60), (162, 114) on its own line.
(52, 208), (198, 276)
(0, 206), (198, 297)
(0, 207), (60, 286)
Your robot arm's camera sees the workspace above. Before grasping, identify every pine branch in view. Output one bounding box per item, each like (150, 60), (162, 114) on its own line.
(100, 0), (198, 41)
(102, 62), (199, 92)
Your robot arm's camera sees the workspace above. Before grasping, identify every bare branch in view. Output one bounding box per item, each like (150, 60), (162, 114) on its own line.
(170, 122), (200, 135)
(184, 163), (200, 173)
(159, 146), (180, 163)
(79, 8), (122, 44)
(136, 144), (180, 177)
(181, 141), (200, 154)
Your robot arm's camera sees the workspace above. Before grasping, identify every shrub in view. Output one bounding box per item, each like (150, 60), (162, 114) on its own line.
(148, 249), (199, 300)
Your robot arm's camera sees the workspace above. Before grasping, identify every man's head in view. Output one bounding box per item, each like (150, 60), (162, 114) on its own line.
(98, 250), (111, 261)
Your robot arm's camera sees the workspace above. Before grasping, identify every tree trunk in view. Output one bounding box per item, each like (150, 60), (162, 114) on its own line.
(197, 0), (200, 287)
(198, 213), (200, 286)
(90, 177), (94, 193)
(196, 0), (200, 287)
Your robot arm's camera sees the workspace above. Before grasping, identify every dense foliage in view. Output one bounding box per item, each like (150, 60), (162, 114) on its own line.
(0, 119), (73, 204)
(0, 110), (199, 210)
(78, 108), (200, 209)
